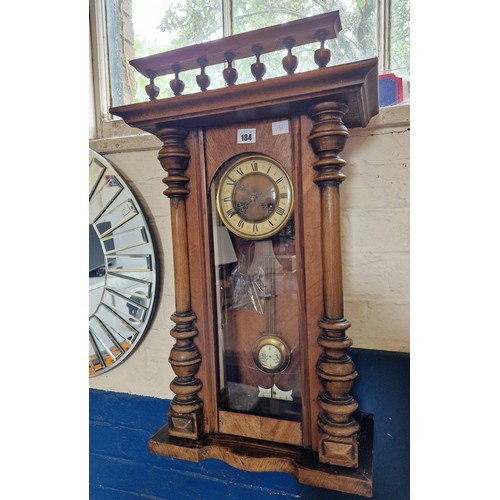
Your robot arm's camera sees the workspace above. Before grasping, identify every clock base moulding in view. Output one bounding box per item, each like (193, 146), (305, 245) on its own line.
(149, 412), (374, 497)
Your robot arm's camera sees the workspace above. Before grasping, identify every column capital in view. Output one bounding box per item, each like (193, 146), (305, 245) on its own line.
(308, 102), (349, 184)
(156, 127), (191, 198)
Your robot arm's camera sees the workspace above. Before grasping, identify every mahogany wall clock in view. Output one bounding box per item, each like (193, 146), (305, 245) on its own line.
(111, 11), (379, 496)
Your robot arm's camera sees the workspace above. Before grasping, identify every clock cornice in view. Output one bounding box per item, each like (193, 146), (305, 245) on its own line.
(111, 58), (378, 133)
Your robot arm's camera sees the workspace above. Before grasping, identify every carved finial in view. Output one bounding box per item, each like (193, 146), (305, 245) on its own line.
(223, 51), (238, 86)
(169, 64), (185, 96)
(282, 37), (298, 75)
(314, 30), (331, 68)
(196, 57), (210, 91)
(250, 44), (266, 81)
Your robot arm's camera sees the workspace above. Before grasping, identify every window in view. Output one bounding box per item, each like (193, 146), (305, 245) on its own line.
(90, 0), (409, 137)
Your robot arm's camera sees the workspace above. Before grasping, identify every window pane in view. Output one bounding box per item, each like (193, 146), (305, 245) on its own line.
(232, 0), (377, 83)
(389, 0), (410, 80)
(103, 1), (412, 109)
(108, 0), (223, 106)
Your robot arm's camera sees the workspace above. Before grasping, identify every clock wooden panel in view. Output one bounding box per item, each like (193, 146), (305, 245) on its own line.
(204, 119), (294, 184)
(218, 411), (302, 446)
(111, 11), (379, 497)
(298, 114), (325, 450)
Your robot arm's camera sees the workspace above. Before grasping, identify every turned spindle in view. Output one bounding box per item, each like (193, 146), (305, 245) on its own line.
(251, 44), (266, 81)
(145, 74), (160, 100)
(169, 64), (185, 96)
(222, 51), (238, 86)
(282, 37), (298, 75)
(314, 30), (331, 68)
(196, 57), (210, 91)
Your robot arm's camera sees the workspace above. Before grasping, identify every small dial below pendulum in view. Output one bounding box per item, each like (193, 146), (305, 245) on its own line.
(252, 336), (291, 375)
(258, 343), (282, 370)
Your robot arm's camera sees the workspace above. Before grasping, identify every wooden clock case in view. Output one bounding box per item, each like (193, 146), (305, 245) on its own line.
(111, 11), (379, 497)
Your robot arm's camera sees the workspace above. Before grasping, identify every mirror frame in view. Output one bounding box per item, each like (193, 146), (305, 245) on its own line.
(89, 149), (159, 377)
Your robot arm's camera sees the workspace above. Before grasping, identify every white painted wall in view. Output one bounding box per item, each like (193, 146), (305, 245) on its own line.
(89, 104), (410, 398)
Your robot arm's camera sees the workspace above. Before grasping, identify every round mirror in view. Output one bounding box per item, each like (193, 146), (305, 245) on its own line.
(89, 149), (159, 376)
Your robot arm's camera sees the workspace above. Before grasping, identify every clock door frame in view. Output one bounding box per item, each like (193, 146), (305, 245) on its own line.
(203, 117), (307, 448)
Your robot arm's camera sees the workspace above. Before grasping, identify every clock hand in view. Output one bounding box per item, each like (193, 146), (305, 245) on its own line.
(234, 180), (251, 194)
(248, 190), (262, 202)
(234, 180), (262, 202)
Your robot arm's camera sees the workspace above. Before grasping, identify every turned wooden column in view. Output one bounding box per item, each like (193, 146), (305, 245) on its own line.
(157, 127), (203, 439)
(308, 102), (359, 468)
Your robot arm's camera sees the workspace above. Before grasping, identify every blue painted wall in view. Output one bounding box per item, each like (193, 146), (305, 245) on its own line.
(90, 349), (409, 499)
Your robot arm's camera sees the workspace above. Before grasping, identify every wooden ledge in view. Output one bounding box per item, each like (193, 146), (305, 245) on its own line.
(111, 58), (379, 133)
(149, 413), (373, 497)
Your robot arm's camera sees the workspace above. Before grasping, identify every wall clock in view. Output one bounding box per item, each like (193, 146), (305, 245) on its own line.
(110, 11), (379, 497)
(89, 149), (159, 376)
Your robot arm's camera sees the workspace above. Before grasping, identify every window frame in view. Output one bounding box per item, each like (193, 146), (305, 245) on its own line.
(89, 0), (404, 140)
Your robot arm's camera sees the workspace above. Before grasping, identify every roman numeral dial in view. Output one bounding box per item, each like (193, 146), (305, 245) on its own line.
(216, 154), (294, 240)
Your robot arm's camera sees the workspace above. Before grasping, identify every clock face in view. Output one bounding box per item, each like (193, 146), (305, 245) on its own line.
(252, 336), (291, 374)
(216, 155), (293, 240)
(89, 150), (159, 377)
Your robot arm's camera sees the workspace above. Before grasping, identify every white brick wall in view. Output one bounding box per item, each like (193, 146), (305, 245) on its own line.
(89, 105), (410, 397)
(341, 108), (410, 352)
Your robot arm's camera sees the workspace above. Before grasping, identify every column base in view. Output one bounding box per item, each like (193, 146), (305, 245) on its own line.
(319, 434), (358, 468)
(168, 408), (204, 439)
